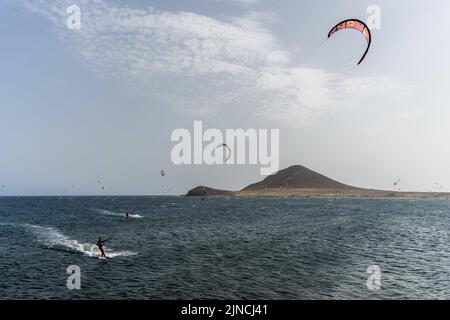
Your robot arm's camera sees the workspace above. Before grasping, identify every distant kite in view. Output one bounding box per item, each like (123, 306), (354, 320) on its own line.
(216, 143), (231, 163)
(328, 19), (372, 65)
(160, 170), (165, 177)
(394, 179), (401, 191)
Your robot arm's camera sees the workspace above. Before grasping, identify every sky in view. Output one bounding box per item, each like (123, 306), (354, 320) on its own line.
(0, 0), (449, 195)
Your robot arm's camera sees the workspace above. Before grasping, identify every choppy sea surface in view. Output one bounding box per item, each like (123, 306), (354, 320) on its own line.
(1, 196), (450, 299)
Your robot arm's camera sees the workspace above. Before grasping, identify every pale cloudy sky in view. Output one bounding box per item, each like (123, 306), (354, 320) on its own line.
(0, 0), (449, 195)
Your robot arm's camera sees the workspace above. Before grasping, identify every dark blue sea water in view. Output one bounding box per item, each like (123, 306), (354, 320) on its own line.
(1, 196), (450, 299)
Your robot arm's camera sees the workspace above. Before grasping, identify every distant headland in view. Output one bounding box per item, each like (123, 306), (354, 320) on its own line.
(186, 165), (450, 199)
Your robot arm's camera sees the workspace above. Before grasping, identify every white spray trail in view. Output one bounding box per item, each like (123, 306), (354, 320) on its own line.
(93, 209), (143, 219)
(2, 223), (137, 258)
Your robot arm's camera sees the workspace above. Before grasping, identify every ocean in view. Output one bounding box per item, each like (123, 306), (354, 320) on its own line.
(0, 196), (449, 299)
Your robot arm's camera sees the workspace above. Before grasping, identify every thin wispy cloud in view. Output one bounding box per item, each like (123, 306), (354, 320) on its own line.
(214, 0), (262, 6)
(18, 0), (411, 124)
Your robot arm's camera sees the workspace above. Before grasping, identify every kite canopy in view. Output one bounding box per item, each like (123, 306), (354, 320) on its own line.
(216, 143), (231, 163)
(328, 19), (371, 65)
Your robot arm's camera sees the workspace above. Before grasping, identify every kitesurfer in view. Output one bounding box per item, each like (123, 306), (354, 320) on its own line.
(96, 237), (109, 258)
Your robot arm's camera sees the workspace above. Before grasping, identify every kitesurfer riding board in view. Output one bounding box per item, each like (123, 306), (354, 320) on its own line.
(96, 237), (110, 259)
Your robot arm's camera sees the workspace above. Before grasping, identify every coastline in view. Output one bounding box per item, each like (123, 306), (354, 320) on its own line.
(189, 188), (450, 200)
(185, 166), (450, 200)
